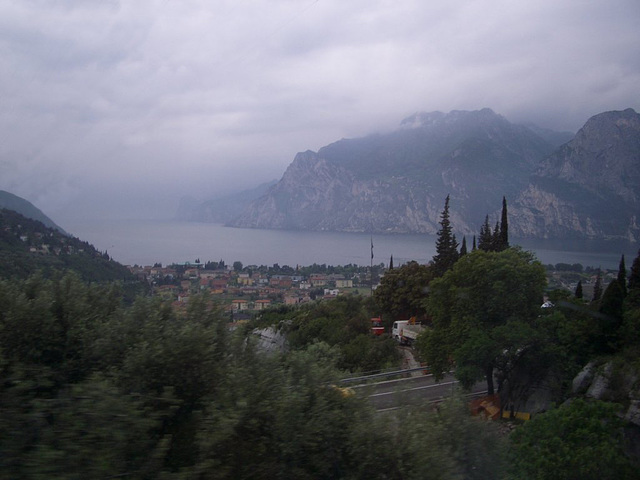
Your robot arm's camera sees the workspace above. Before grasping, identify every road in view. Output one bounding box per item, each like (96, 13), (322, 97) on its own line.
(349, 371), (487, 411)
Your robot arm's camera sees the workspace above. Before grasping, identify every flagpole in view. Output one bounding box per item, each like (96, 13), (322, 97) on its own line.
(370, 235), (373, 297)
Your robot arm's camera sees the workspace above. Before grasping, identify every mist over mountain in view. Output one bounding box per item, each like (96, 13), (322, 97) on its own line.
(186, 108), (639, 243)
(176, 180), (277, 223)
(0, 190), (67, 235)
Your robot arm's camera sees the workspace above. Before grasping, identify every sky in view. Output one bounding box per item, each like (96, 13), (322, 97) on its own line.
(1, 0), (639, 223)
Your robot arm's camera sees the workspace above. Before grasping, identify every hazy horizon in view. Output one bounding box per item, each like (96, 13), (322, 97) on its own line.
(1, 1), (639, 222)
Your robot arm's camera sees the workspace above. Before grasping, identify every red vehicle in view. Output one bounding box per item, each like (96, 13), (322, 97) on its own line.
(370, 317), (384, 336)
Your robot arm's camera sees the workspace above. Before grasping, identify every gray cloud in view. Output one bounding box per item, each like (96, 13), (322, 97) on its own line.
(0, 0), (638, 221)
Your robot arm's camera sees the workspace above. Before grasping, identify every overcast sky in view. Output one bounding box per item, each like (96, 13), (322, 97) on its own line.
(1, 0), (639, 222)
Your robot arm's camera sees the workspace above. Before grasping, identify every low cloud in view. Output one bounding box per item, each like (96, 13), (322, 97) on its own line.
(1, 0), (638, 220)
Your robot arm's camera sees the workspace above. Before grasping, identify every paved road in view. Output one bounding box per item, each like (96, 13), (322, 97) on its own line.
(349, 372), (487, 411)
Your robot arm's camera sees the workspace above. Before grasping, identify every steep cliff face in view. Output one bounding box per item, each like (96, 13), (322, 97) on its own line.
(229, 108), (639, 242)
(230, 151), (445, 232)
(511, 109), (640, 241)
(231, 109), (554, 234)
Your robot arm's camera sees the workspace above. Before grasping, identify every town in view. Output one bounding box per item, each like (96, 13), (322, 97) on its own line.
(128, 260), (380, 319)
(128, 257), (619, 320)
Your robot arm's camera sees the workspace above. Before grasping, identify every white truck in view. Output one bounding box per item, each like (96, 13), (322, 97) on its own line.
(392, 319), (424, 346)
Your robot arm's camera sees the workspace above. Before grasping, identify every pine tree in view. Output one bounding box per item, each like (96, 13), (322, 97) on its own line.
(472, 235), (477, 251)
(575, 280), (583, 299)
(617, 254), (627, 297)
(592, 270), (603, 303)
(459, 236), (468, 256)
(432, 195), (459, 277)
(478, 215), (493, 251)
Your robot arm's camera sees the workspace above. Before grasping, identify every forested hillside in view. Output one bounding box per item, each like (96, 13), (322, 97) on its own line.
(0, 208), (138, 283)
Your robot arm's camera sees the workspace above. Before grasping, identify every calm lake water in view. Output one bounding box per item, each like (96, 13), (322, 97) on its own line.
(62, 219), (637, 271)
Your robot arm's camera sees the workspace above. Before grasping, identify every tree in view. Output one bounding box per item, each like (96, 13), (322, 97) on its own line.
(575, 280), (583, 299)
(391, 397), (507, 480)
(509, 399), (638, 480)
(499, 196), (509, 250)
(374, 261), (434, 322)
(618, 254), (627, 297)
(459, 236), (467, 256)
(432, 195), (459, 277)
(478, 215), (493, 251)
(492, 219), (501, 251)
(418, 248), (547, 395)
(622, 249), (640, 347)
(629, 248), (640, 291)
(593, 269), (603, 303)
(598, 279), (625, 352)
(389, 254), (394, 270)
(233, 260), (243, 272)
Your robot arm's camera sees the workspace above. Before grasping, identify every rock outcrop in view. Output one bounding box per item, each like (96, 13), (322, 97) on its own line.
(572, 360), (640, 427)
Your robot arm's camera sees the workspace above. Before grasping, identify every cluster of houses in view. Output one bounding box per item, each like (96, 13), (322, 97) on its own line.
(128, 263), (361, 317)
(17, 230), (85, 256)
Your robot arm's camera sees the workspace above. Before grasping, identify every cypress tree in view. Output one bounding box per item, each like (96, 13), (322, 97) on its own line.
(575, 280), (583, 299)
(492, 219), (501, 251)
(478, 215), (493, 251)
(432, 195), (459, 277)
(592, 270), (603, 303)
(629, 248), (640, 292)
(599, 279), (625, 351)
(459, 236), (468, 256)
(617, 254), (627, 297)
(389, 255), (394, 270)
(499, 196), (509, 250)
(472, 235), (477, 251)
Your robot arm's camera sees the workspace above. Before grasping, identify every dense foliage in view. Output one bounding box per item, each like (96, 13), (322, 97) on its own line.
(373, 260), (434, 326)
(0, 274), (511, 479)
(253, 295), (400, 373)
(509, 399), (637, 479)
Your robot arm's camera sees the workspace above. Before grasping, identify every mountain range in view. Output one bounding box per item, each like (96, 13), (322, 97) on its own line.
(194, 108), (638, 242)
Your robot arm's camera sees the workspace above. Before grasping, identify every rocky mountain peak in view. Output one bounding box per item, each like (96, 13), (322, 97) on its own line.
(512, 109), (640, 241)
(536, 108), (640, 193)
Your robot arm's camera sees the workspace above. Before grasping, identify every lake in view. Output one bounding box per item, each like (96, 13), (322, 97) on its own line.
(61, 219), (637, 270)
